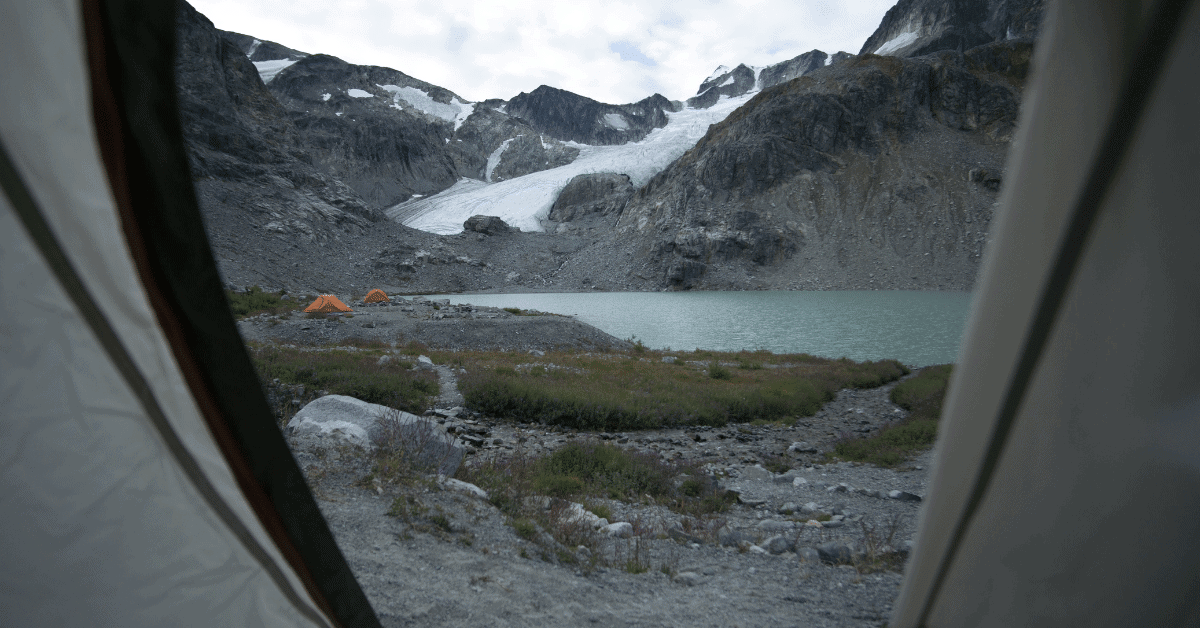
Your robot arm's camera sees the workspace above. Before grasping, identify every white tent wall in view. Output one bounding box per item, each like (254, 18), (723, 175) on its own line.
(0, 1), (351, 625)
(892, 0), (1200, 625)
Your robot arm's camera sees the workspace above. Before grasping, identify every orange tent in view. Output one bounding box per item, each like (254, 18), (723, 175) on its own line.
(303, 295), (353, 313)
(362, 289), (389, 303)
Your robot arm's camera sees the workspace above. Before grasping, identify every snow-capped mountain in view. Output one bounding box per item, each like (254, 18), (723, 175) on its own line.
(179, 0), (1047, 294)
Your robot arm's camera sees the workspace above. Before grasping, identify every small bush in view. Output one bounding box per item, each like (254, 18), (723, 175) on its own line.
(511, 518), (538, 540)
(226, 286), (296, 319)
(708, 362), (732, 380)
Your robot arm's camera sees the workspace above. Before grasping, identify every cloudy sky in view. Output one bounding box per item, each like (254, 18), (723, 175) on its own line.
(189, 0), (898, 104)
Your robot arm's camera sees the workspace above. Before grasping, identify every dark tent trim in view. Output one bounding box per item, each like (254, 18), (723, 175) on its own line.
(913, 0), (1196, 623)
(82, 1), (382, 626)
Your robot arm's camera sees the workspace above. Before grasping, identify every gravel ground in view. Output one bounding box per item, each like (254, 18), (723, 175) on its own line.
(237, 298), (632, 352)
(288, 367), (931, 628)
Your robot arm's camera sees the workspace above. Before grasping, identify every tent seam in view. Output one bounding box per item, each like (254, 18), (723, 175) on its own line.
(0, 138), (332, 628)
(913, 0), (1197, 624)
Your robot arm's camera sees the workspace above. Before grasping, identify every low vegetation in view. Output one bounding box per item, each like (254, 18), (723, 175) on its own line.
(249, 343), (438, 414)
(225, 285), (301, 319)
(451, 348), (908, 432)
(455, 438), (736, 570)
(832, 364), (953, 467)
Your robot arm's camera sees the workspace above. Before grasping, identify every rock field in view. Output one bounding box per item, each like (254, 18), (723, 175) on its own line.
(287, 354), (933, 627)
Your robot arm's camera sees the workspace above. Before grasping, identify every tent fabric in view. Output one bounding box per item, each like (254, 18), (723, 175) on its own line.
(305, 295), (355, 312)
(891, 0), (1200, 626)
(0, 1), (379, 626)
(363, 289), (389, 303)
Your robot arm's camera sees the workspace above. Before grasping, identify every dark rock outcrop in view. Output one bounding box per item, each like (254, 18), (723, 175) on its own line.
(219, 30), (308, 63)
(555, 40), (1035, 291)
(688, 64), (758, 109)
(506, 86), (676, 145)
(859, 0), (1044, 58)
(463, 215), (513, 235)
(549, 174), (635, 222)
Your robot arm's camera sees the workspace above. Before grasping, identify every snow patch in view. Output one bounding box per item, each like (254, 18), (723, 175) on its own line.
(347, 88), (373, 98)
(705, 65), (732, 83)
(392, 93), (756, 235)
(377, 84), (474, 130)
(754, 65), (765, 90)
(321, 93), (331, 101)
(335, 112), (343, 117)
(825, 56), (833, 66)
(246, 39), (262, 58)
(253, 59), (298, 84)
(874, 31), (919, 56)
(719, 75), (736, 88)
(603, 113), (630, 130)
(486, 137), (519, 182)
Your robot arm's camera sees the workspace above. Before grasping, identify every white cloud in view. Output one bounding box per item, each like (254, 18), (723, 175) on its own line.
(188, 0), (897, 103)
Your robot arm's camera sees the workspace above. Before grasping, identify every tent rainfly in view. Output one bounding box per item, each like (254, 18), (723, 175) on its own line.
(362, 289), (389, 303)
(1, 0), (1197, 627)
(304, 294), (353, 313)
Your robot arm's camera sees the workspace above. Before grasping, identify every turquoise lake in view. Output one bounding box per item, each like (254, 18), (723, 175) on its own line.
(431, 291), (974, 367)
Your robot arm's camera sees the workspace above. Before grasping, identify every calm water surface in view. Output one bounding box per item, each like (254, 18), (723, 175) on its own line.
(431, 291), (974, 367)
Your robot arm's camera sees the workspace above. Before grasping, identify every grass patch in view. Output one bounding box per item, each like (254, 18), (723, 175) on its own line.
(249, 344), (438, 414)
(832, 364), (952, 467)
(226, 286), (298, 319)
(456, 348), (908, 432)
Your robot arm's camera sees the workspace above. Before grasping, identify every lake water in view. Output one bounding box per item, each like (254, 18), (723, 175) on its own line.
(430, 291), (974, 367)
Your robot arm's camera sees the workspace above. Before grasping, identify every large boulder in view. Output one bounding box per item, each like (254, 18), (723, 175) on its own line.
(549, 173), (634, 222)
(463, 214), (513, 235)
(287, 395), (464, 476)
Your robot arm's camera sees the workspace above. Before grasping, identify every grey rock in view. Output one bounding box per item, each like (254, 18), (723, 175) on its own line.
(796, 547), (821, 563)
(718, 527), (754, 548)
(549, 173), (634, 222)
(674, 571), (703, 586)
(763, 535), (795, 555)
(601, 522), (634, 538)
(463, 215), (513, 235)
(506, 85), (675, 145)
(740, 465), (772, 482)
(755, 520), (797, 533)
(859, 0), (1044, 58)
(816, 541), (854, 564)
(888, 490), (923, 502)
(668, 528), (703, 545)
(287, 395), (463, 475)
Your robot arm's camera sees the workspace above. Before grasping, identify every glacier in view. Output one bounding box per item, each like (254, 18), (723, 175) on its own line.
(390, 92), (756, 234)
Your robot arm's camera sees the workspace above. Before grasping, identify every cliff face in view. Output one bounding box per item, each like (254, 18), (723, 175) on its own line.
(860, 0), (1044, 57)
(505, 86), (677, 145)
(555, 42), (1033, 291)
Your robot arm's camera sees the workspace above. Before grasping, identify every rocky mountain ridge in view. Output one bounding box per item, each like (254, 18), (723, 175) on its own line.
(179, 0), (1044, 295)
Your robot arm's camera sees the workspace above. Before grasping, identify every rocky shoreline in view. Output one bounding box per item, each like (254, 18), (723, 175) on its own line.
(285, 350), (932, 627)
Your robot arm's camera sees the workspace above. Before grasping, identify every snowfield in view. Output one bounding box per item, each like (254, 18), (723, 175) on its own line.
(390, 93), (756, 234)
(253, 59), (299, 84)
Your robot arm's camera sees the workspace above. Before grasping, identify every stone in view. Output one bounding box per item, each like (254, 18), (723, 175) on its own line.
(796, 547), (821, 563)
(821, 520), (846, 529)
(674, 571), (703, 586)
(793, 477), (809, 486)
(787, 441), (817, 454)
(740, 465), (772, 482)
(718, 527), (754, 548)
(826, 484), (847, 493)
(668, 528), (703, 545)
(601, 522), (633, 538)
(889, 490), (923, 502)
(755, 520), (796, 533)
(747, 545), (769, 555)
(763, 535), (795, 555)
(816, 541), (854, 564)
(417, 355), (434, 369)
(439, 477), (488, 500)
(778, 502), (799, 514)
(287, 395), (464, 475)
(801, 502), (820, 513)
(463, 215), (513, 235)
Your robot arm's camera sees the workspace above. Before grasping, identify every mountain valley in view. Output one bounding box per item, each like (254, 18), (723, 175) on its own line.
(177, 0), (1044, 295)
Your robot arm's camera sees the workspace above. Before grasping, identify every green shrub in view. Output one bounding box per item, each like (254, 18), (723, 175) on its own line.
(708, 362), (732, 380)
(226, 286), (295, 319)
(249, 345), (438, 414)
